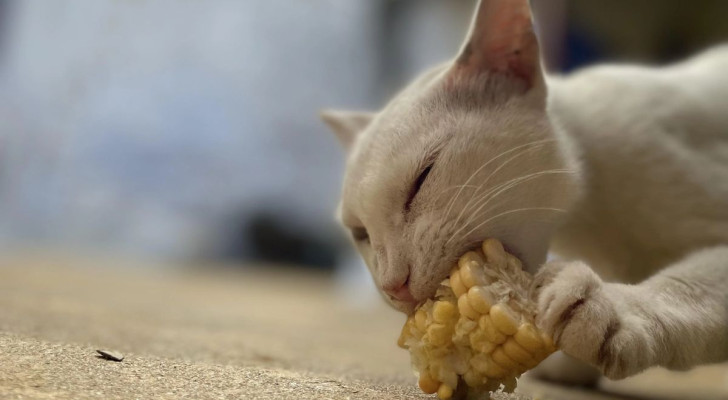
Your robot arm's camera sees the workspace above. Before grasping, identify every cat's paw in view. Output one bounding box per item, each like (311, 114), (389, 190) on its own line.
(535, 261), (656, 380)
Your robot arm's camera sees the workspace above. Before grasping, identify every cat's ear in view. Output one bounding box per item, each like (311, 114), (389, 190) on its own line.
(320, 110), (374, 151)
(449, 0), (543, 90)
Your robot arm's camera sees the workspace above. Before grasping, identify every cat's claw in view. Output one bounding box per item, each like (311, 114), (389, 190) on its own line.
(535, 261), (657, 380)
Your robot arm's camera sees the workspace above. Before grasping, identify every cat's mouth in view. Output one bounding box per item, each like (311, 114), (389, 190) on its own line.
(387, 239), (526, 314)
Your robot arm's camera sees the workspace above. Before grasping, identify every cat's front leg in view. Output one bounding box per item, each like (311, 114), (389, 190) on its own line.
(534, 248), (728, 380)
(534, 261), (658, 379)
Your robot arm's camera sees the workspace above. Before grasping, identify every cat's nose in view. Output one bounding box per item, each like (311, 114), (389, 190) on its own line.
(383, 279), (415, 303)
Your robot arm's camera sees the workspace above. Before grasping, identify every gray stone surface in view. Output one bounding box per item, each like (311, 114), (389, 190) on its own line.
(1, 252), (726, 399)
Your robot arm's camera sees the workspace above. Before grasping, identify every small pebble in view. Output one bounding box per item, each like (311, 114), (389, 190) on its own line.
(96, 349), (124, 362)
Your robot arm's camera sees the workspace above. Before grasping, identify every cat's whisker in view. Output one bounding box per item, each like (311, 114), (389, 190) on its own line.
(455, 142), (551, 224)
(443, 140), (557, 244)
(445, 169), (573, 244)
(452, 170), (573, 244)
(445, 169), (574, 246)
(451, 214), (563, 256)
(445, 173), (542, 246)
(434, 184), (480, 202)
(450, 197), (513, 247)
(432, 184), (482, 245)
(463, 169), (574, 225)
(456, 207), (568, 245)
(441, 139), (557, 222)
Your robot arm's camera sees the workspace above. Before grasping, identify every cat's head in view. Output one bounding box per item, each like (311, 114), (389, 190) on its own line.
(322, 0), (580, 314)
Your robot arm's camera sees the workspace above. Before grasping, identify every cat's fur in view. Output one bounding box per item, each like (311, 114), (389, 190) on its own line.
(322, 0), (728, 383)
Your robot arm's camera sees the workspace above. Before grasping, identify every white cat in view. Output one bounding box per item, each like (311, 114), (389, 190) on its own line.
(322, 0), (728, 383)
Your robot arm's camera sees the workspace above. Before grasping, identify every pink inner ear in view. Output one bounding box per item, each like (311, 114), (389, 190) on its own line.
(455, 0), (540, 86)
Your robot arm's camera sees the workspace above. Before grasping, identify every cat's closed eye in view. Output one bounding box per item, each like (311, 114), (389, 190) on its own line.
(405, 163), (434, 212)
(351, 227), (369, 243)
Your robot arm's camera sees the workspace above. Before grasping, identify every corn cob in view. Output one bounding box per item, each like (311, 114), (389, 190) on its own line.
(398, 239), (556, 399)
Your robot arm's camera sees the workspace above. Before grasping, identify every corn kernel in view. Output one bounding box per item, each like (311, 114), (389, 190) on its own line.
(437, 384), (454, 400)
(490, 304), (519, 336)
(433, 301), (458, 323)
(514, 323), (544, 353)
(482, 238), (506, 266)
(469, 353), (490, 374)
(458, 253), (486, 287)
(503, 338), (535, 366)
(414, 309), (428, 332)
(458, 250), (484, 269)
(480, 315), (507, 344)
(483, 358), (507, 378)
(462, 369), (483, 387)
(398, 319), (413, 348)
(491, 347), (520, 371)
(469, 329), (497, 355)
(542, 332), (557, 352)
(427, 323), (451, 346)
(457, 294), (480, 320)
(418, 372), (440, 394)
(467, 286), (496, 314)
(449, 270), (467, 298)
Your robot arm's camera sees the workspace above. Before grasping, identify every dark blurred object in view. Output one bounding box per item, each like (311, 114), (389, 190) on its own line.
(243, 213), (340, 271)
(563, 0), (728, 70)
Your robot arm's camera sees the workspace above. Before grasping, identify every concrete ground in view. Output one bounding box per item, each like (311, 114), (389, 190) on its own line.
(1, 252), (726, 400)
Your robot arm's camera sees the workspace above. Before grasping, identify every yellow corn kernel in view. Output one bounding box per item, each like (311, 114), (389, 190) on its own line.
(427, 323), (451, 346)
(542, 332), (557, 353)
(418, 372), (440, 394)
(471, 353), (507, 379)
(520, 355), (542, 370)
(462, 369), (484, 388)
(414, 309), (428, 332)
(483, 358), (507, 378)
(491, 347), (521, 372)
(458, 250), (484, 268)
(503, 338), (535, 366)
(469, 353), (490, 375)
(449, 270), (467, 298)
(469, 329), (496, 355)
(490, 304), (519, 336)
(482, 238), (506, 266)
(398, 318), (413, 348)
(458, 253), (486, 287)
(437, 384), (454, 400)
(514, 323), (544, 353)
(432, 300), (457, 323)
(466, 286), (496, 314)
(455, 318), (478, 337)
(457, 294), (480, 320)
(480, 315), (507, 345)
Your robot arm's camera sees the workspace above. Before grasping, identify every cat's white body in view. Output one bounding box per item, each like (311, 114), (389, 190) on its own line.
(550, 45), (728, 283)
(324, 0), (728, 384)
(536, 46), (728, 381)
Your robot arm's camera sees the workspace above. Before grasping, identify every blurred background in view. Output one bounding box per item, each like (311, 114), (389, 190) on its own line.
(1, 0), (728, 277)
(2, 2), (728, 399)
